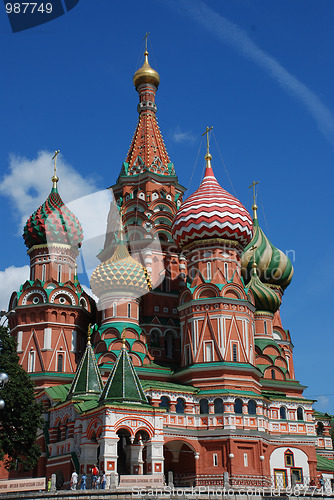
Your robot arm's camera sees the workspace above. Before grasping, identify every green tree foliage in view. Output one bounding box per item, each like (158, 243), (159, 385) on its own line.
(0, 326), (43, 470)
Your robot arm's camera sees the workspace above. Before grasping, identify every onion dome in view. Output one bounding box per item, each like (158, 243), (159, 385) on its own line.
(172, 150), (252, 248)
(23, 174), (83, 249)
(248, 263), (281, 314)
(241, 204), (293, 288)
(90, 240), (152, 298)
(133, 49), (160, 89)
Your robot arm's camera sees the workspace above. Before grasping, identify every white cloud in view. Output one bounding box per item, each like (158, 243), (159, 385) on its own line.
(316, 395), (330, 410)
(178, 0), (334, 145)
(0, 266), (29, 313)
(0, 150), (99, 232)
(171, 126), (196, 145)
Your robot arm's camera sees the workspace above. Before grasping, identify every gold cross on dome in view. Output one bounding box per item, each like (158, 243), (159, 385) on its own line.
(248, 244), (258, 273)
(202, 126), (213, 156)
(143, 32), (150, 52)
(52, 150), (60, 177)
(249, 180), (259, 206)
(121, 326), (126, 347)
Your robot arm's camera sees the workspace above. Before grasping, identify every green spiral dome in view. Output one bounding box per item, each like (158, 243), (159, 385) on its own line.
(241, 217), (293, 288)
(248, 267), (282, 314)
(23, 184), (83, 249)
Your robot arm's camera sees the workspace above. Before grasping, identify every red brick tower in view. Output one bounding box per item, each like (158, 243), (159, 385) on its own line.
(95, 47), (186, 367)
(7, 161), (94, 388)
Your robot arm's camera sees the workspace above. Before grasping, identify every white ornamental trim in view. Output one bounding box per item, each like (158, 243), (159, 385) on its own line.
(21, 289), (47, 305)
(50, 290), (76, 306)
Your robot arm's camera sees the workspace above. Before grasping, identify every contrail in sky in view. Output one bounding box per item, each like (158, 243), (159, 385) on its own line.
(176, 0), (334, 146)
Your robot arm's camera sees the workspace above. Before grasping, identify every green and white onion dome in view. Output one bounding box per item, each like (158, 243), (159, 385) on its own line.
(241, 212), (293, 289)
(248, 264), (282, 314)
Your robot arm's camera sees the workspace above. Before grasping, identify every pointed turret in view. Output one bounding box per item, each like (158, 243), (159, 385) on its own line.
(67, 326), (103, 400)
(120, 45), (175, 177)
(99, 337), (148, 405)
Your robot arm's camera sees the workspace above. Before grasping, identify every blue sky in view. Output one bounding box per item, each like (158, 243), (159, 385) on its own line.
(1, 0), (334, 413)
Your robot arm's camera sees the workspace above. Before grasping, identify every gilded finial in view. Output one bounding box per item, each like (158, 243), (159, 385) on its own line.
(249, 180), (259, 220)
(143, 32), (150, 53)
(73, 262), (79, 285)
(121, 326), (127, 349)
(51, 150), (60, 189)
(133, 35), (160, 89)
(249, 244), (258, 275)
(202, 126), (213, 162)
(87, 323), (92, 345)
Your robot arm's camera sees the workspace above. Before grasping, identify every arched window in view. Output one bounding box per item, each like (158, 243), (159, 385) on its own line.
(127, 303), (131, 318)
(150, 330), (160, 348)
(264, 321), (267, 335)
(214, 398), (224, 414)
(64, 420), (69, 440)
(176, 398), (185, 414)
(56, 422), (61, 442)
(199, 398), (209, 415)
(284, 449), (294, 467)
(165, 333), (174, 359)
(280, 406), (287, 420)
(112, 302), (116, 317)
(316, 422), (324, 436)
(207, 262), (212, 280)
(271, 369), (276, 380)
(248, 399), (257, 415)
(58, 264), (62, 283)
(234, 398), (243, 414)
(232, 344), (238, 362)
(159, 396), (170, 412)
(57, 353), (64, 372)
(297, 407), (304, 421)
(28, 351), (35, 373)
(42, 264), (46, 282)
(224, 262), (228, 280)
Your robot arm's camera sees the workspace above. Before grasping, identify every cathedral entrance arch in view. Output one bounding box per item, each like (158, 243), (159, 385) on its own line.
(164, 440), (196, 486)
(117, 428), (131, 475)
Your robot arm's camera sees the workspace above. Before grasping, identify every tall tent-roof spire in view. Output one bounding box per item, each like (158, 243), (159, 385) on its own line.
(99, 335), (148, 405)
(119, 38), (174, 178)
(66, 324), (103, 400)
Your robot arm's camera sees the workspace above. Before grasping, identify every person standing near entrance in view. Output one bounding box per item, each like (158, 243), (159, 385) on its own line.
(91, 464), (99, 489)
(70, 471), (78, 490)
(100, 470), (106, 489)
(78, 473), (87, 490)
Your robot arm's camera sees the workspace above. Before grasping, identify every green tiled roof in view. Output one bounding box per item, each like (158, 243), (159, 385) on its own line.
(44, 384), (71, 402)
(317, 454), (334, 472)
(99, 344), (149, 405)
(255, 338), (282, 354)
(67, 341), (103, 400)
(141, 380), (197, 393)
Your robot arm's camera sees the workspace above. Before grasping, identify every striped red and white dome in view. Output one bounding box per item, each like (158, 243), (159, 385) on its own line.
(172, 158), (253, 248)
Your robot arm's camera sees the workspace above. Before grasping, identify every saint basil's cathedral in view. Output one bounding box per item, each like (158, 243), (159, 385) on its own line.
(3, 46), (334, 489)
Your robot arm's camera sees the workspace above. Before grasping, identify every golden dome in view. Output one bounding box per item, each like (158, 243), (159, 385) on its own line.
(133, 50), (160, 89)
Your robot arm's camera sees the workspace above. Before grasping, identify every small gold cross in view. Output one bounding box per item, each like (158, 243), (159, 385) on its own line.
(143, 32), (150, 52)
(202, 126), (213, 156)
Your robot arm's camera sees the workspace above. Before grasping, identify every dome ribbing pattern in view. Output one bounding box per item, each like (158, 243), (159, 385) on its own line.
(248, 267), (281, 314)
(172, 157), (252, 248)
(23, 185), (83, 249)
(90, 242), (151, 298)
(241, 216), (293, 288)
